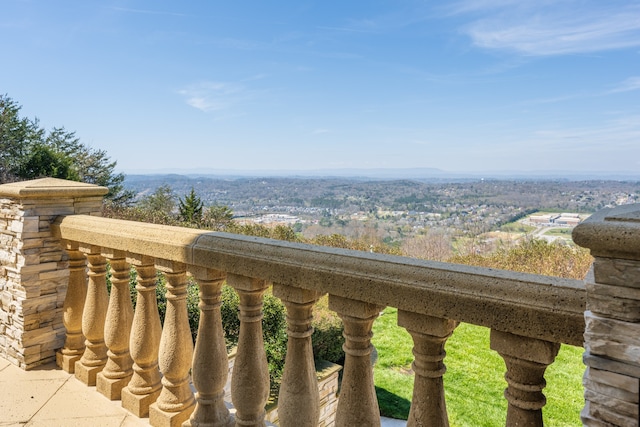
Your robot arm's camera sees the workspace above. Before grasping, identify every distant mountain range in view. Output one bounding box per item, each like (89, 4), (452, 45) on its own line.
(122, 167), (640, 181)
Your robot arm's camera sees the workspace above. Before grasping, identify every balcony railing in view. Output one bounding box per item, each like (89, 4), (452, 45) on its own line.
(1, 178), (638, 427)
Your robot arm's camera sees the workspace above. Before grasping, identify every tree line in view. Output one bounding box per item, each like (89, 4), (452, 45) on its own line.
(0, 94), (131, 204)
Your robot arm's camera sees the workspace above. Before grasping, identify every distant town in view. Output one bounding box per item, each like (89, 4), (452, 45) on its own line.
(124, 174), (639, 250)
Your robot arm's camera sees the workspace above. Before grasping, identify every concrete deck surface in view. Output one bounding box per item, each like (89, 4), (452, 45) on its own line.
(0, 357), (406, 426)
(0, 358), (148, 427)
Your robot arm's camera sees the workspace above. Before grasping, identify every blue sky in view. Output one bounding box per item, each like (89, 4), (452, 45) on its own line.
(2, 0), (640, 174)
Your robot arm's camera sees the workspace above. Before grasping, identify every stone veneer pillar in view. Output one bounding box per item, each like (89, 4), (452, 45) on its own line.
(573, 203), (640, 426)
(0, 178), (107, 370)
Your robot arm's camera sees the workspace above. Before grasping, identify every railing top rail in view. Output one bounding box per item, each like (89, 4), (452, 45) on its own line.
(52, 215), (585, 346)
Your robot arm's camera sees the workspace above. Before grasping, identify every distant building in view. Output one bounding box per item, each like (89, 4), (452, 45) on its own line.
(529, 214), (560, 224)
(528, 213), (582, 226)
(555, 214), (581, 226)
(245, 213), (302, 225)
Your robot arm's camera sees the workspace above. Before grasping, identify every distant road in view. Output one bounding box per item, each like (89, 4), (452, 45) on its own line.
(531, 225), (571, 243)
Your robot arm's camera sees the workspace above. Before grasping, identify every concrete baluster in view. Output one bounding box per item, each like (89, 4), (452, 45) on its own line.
(122, 257), (163, 418)
(56, 242), (87, 373)
(228, 274), (270, 427)
(329, 295), (383, 427)
(490, 329), (559, 427)
(97, 251), (134, 400)
(398, 311), (457, 427)
(272, 284), (322, 427)
(184, 267), (233, 427)
(75, 245), (109, 386)
(150, 261), (196, 427)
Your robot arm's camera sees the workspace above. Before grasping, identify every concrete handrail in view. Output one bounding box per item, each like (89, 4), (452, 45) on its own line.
(52, 214), (585, 346)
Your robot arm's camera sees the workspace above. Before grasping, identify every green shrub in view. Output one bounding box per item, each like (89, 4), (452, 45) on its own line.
(218, 285), (293, 394)
(309, 233), (402, 255)
(261, 292), (288, 392)
(126, 269), (196, 341)
(120, 268), (345, 395)
(185, 278), (200, 342)
(312, 297), (345, 365)
(151, 272), (167, 326)
(220, 285), (240, 347)
(449, 238), (592, 279)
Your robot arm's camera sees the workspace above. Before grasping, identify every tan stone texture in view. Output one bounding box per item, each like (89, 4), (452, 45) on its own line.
(273, 283), (321, 427)
(573, 203), (640, 260)
(585, 389), (638, 419)
(587, 367), (639, 395)
(585, 311), (640, 366)
(586, 400), (638, 427)
(398, 312), (456, 427)
(593, 258), (640, 289)
(575, 204), (640, 427)
(0, 179), (106, 369)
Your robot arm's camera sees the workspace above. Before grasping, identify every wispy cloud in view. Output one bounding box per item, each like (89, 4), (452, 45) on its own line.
(531, 114), (640, 150)
(523, 75), (640, 106)
(450, 1), (640, 56)
(318, 6), (435, 35)
(444, 0), (551, 15)
(177, 81), (259, 113)
(608, 76), (640, 94)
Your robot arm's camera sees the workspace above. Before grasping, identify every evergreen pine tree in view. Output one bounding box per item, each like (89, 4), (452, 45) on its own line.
(178, 188), (204, 224)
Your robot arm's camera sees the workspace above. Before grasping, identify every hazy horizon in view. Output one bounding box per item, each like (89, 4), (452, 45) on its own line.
(122, 166), (640, 181)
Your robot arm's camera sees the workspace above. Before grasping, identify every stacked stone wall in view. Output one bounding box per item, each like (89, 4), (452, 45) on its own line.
(0, 198), (67, 368)
(0, 179), (106, 370)
(223, 351), (342, 427)
(264, 359), (341, 427)
(582, 263), (640, 426)
(573, 205), (640, 427)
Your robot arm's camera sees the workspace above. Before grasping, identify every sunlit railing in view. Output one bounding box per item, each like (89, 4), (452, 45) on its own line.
(50, 214), (585, 427)
(3, 178), (638, 427)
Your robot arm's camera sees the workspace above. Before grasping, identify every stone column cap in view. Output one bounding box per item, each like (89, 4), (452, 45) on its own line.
(0, 178), (108, 199)
(573, 203), (640, 259)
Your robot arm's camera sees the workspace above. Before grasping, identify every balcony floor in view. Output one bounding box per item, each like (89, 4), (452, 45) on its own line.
(0, 357), (407, 427)
(0, 357), (149, 427)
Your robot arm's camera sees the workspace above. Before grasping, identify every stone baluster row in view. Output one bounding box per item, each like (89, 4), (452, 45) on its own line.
(56, 244), (279, 427)
(56, 247), (165, 417)
(392, 312), (560, 427)
(56, 241), (565, 427)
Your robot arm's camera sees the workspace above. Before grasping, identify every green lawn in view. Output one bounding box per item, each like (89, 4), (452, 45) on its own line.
(372, 308), (584, 426)
(545, 228), (574, 236)
(500, 222), (536, 233)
